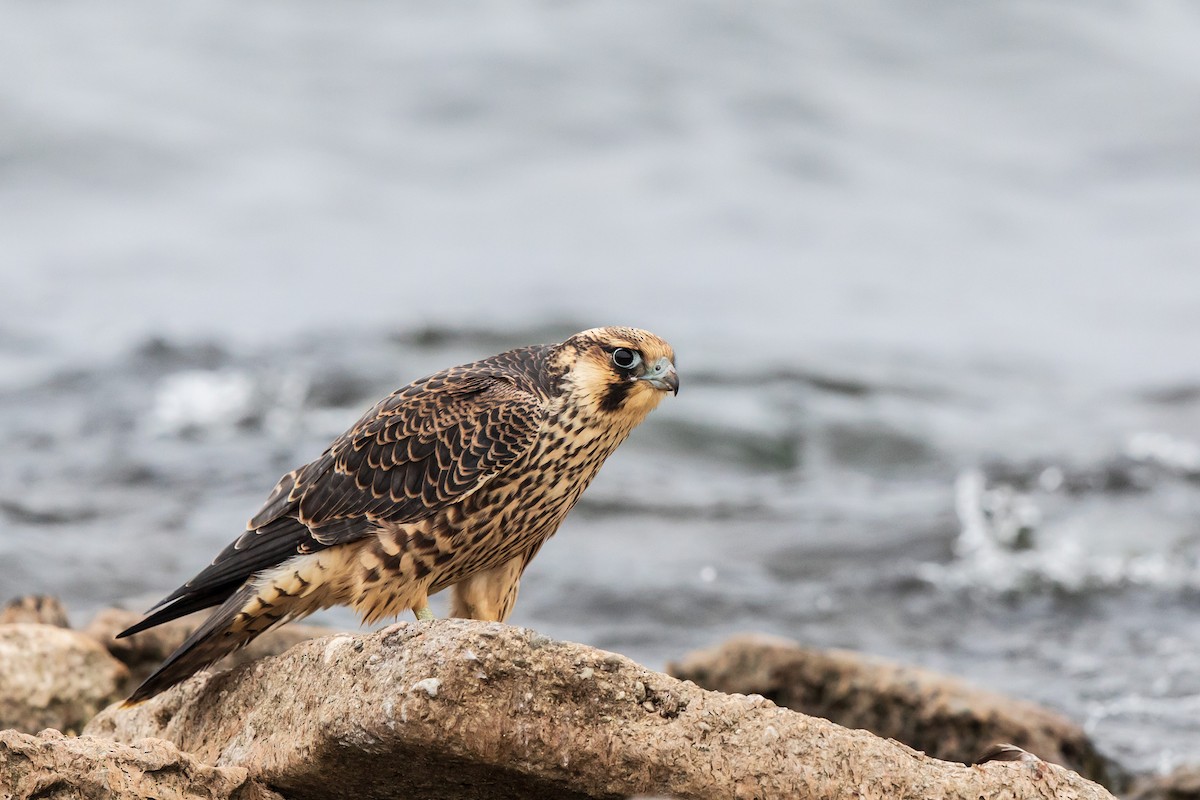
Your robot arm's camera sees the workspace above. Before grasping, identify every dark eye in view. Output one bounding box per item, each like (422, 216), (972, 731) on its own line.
(611, 348), (641, 370)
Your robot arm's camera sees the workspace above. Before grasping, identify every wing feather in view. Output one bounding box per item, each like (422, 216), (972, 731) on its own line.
(120, 358), (551, 638)
(297, 376), (543, 527)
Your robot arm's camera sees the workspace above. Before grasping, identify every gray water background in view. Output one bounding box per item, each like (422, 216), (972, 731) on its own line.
(3, 0), (1200, 778)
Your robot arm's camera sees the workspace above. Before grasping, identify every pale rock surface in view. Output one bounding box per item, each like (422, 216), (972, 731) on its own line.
(1127, 765), (1200, 800)
(668, 634), (1122, 790)
(0, 596), (70, 627)
(85, 619), (1115, 800)
(0, 623), (128, 733)
(0, 728), (281, 800)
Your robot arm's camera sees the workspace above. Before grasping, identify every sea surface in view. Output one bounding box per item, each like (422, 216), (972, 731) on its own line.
(3, 0), (1200, 779)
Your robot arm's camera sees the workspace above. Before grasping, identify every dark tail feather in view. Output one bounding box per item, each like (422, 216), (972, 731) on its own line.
(118, 517), (320, 640)
(116, 581), (242, 639)
(123, 585), (257, 706)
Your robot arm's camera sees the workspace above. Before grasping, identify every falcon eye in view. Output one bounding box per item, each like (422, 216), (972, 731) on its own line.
(611, 347), (641, 370)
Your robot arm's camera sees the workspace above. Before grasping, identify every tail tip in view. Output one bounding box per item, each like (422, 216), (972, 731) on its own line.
(121, 686), (155, 707)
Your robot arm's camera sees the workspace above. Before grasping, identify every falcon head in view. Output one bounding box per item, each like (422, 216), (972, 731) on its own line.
(557, 327), (678, 420)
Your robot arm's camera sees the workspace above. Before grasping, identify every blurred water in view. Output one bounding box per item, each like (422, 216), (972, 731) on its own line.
(2, 0), (1200, 779)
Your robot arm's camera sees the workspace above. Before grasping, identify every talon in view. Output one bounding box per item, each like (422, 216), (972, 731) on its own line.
(414, 605), (434, 621)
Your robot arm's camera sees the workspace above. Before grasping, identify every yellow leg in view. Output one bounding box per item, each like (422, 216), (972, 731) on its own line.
(449, 554), (525, 622)
(414, 605), (434, 621)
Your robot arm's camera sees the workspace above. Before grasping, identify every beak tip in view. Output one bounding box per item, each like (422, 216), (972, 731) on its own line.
(642, 358), (679, 395)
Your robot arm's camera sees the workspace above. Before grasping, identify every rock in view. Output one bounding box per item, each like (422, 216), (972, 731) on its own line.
(0, 623), (129, 733)
(85, 607), (337, 689)
(1, 595), (70, 627)
(0, 728), (282, 800)
(1127, 765), (1200, 800)
(86, 620), (1114, 800)
(668, 634), (1123, 790)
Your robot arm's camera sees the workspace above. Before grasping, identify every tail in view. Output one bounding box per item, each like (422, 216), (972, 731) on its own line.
(123, 584), (274, 705)
(122, 550), (341, 705)
(117, 516), (353, 706)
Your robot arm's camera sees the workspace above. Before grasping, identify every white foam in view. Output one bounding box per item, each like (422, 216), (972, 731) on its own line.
(148, 369), (255, 436)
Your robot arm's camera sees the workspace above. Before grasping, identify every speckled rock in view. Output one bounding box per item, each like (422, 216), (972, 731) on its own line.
(1127, 765), (1200, 800)
(668, 634), (1123, 790)
(86, 620), (1113, 800)
(0, 623), (129, 733)
(0, 595), (70, 627)
(0, 728), (282, 800)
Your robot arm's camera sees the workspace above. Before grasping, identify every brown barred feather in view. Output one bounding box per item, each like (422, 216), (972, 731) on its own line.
(119, 327), (676, 703)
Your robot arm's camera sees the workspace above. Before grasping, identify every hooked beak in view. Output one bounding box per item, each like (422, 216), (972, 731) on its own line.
(639, 357), (679, 395)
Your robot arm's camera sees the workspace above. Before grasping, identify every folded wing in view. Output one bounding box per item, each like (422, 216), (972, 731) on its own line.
(119, 369), (547, 638)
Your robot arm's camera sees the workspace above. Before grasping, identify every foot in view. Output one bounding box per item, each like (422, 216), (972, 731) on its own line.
(414, 605), (435, 621)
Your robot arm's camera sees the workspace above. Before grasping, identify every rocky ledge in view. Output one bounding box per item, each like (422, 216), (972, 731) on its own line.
(0, 623), (129, 734)
(668, 633), (1121, 788)
(74, 619), (1113, 800)
(0, 728), (281, 800)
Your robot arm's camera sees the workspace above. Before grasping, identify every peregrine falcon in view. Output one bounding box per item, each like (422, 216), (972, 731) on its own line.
(120, 326), (678, 703)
